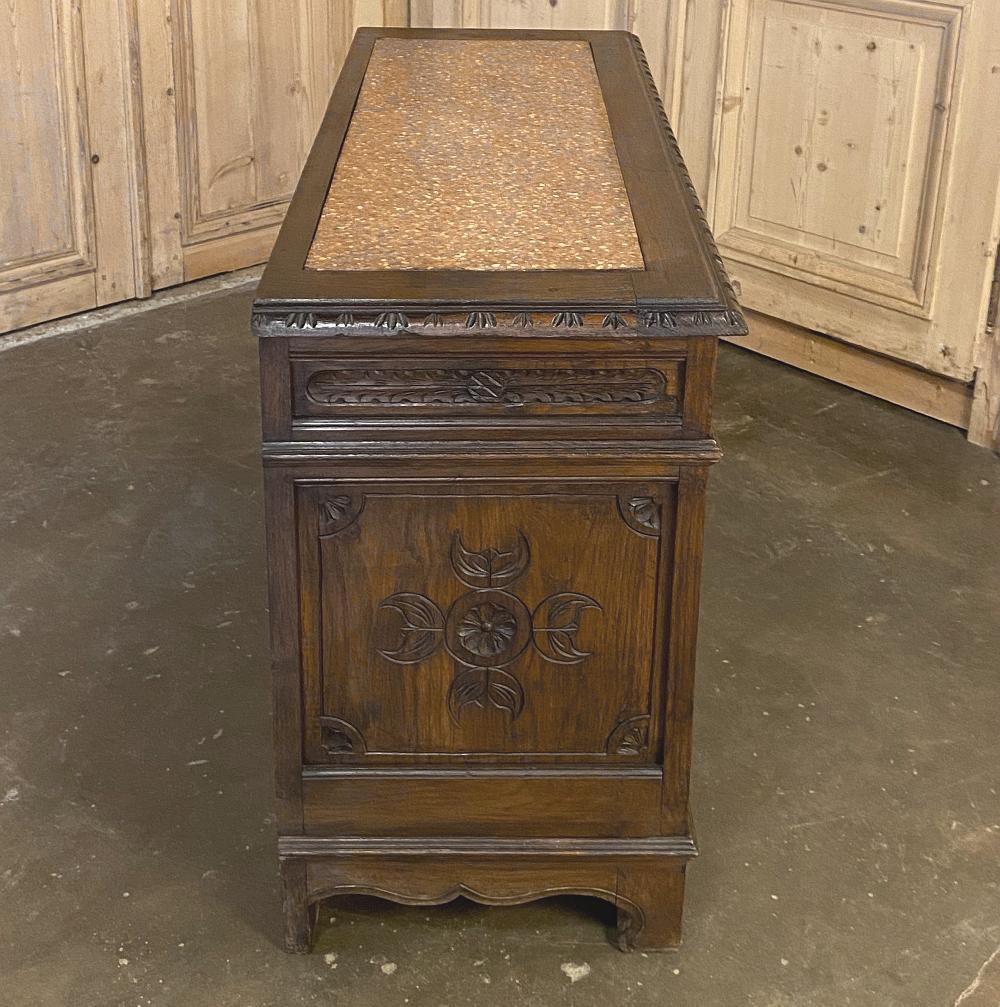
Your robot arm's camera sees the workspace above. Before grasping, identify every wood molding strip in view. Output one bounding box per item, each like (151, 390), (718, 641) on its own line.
(279, 836), (698, 858)
(730, 310), (972, 430)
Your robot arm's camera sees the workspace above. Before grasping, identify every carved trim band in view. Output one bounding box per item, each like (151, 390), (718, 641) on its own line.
(306, 366), (673, 409)
(253, 307), (746, 336)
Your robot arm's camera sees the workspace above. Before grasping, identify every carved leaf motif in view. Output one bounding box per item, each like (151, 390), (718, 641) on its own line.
(378, 593), (445, 664)
(486, 668), (524, 718)
(552, 311), (583, 328)
(532, 592), (602, 664)
(465, 311), (497, 328)
(447, 668), (524, 722)
(629, 497), (659, 530)
(602, 312), (627, 329)
(374, 311), (409, 329)
(450, 531), (530, 588)
(641, 311), (676, 329)
(323, 729), (354, 754)
(305, 367), (667, 408)
(617, 723), (647, 755)
(605, 714), (650, 756)
(320, 495), (362, 535)
(319, 716), (366, 756)
(285, 311), (317, 329)
(511, 312), (533, 327)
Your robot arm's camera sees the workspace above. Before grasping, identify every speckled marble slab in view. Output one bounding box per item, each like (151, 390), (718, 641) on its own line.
(305, 38), (644, 273)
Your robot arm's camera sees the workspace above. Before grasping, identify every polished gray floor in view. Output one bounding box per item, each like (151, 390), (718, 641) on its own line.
(1, 286), (998, 1006)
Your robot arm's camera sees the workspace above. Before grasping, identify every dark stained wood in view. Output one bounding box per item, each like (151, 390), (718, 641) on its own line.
(301, 774), (663, 837)
(255, 26), (744, 953)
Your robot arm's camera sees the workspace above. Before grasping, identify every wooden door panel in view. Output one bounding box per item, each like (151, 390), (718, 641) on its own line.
(411, 1), (625, 30)
(0, 0), (139, 333)
(173, 0), (331, 244)
(139, 1), (404, 287)
(297, 481), (674, 763)
(0, 1), (90, 285)
(716, 0), (954, 311)
(708, 0), (1000, 381)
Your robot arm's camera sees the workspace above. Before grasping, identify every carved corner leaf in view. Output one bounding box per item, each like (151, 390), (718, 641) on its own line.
(319, 495), (364, 536)
(532, 592), (602, 664)
(377, 593), (445, 664)
(319, 716), (367, 756)
(606, 714), (650, 756)
(617, 496), (661, 538)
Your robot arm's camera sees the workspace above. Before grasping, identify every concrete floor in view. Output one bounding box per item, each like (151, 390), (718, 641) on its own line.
(1, 284), (998, 1007)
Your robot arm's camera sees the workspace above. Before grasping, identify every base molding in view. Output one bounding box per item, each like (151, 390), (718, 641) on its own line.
(279, 835), (695, 953)
(729, 310), (973, 430)
(279, 835), (698, 857)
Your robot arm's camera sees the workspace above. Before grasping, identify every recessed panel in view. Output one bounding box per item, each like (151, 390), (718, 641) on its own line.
(0, 0), (88, 276)
(298, 484), (672, 761)
(306, 39), (644, 272)
(717, 0), (957, 310)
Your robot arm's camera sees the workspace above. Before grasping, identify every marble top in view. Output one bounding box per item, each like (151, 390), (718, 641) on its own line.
(305, 38), (645, 273)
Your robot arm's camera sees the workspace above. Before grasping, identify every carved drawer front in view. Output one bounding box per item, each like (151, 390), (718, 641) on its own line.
(297, 481), (675, 764)
(289, 354), (684, 428)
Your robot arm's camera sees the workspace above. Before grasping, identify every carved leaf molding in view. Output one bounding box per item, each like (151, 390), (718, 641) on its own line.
(305, 367), (671, 409)
(253, 306), (746, 335)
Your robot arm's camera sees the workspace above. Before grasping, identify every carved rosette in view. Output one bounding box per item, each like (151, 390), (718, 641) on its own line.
(375, 530), (603, 724)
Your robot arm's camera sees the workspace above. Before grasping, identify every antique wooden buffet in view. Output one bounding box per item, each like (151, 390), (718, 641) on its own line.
(253, 27), (746, 952)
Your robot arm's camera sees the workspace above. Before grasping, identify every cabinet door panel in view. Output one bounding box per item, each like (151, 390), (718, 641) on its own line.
(297, 481), (674, 763)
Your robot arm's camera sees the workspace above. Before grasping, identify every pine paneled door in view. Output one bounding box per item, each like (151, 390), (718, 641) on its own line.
(2, 1), (999, 448)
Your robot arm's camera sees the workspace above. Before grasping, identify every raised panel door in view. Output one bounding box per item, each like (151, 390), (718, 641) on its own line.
(296, 480), (675, 763)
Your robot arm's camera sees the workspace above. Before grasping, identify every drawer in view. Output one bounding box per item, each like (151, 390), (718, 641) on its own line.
(287, 353), (685, 432)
